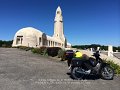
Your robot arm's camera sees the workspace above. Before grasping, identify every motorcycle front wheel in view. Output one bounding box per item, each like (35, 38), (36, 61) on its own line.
(71, 67), (84, 80)
(101, 65), (114, 80)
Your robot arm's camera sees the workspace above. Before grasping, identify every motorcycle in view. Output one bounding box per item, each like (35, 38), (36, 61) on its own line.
(70, 51), (114, 80)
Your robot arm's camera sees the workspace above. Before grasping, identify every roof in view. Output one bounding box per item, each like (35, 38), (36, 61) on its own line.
(15, 27), (43, 37)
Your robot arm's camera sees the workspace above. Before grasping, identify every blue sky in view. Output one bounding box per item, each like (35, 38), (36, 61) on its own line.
(0, 0), (119, 46)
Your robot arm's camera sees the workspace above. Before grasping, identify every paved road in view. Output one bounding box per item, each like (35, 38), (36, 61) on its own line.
(114, 53), (120, 59)
(101, 52), (120, 59)
(0, 48), (120, 90)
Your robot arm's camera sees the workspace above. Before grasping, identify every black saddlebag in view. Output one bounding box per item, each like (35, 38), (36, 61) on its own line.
(71, 58), (84, 67)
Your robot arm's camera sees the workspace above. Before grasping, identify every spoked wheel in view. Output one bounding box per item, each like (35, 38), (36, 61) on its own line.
(101, 66), (114, 80)
(71, 67), (84, 80)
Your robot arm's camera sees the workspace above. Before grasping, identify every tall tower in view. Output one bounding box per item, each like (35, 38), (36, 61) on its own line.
(53, 6), (65, 42)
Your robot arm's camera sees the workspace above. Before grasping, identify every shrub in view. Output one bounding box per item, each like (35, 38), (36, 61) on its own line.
(31, 47), (47, 55)
(31, 47), (61, 57)
(47, 47), (61, 57)
(31, 48), (42, 54)
(104, 60), (120, 74)
(17, 46), (31, 51)
(12, 46), (18, 48)
(43, 48), (48, 56)
(17, 46), (26, 49)
(40, 47), (47, 55)
(58, 49), (65, 60)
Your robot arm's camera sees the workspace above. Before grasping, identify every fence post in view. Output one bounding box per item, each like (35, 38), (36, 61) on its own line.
(108, 45), (113, 57)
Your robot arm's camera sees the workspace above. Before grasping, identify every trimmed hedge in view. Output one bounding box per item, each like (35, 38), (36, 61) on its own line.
(31, 47), (61, 57)
(47, 47), (61, 57)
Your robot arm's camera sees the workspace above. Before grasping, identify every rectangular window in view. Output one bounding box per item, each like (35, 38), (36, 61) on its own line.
(51, 41), (52, 46)
(53, 41), (55, 47)
(17, 36), (23, 37)
(55, 42), (57, 46)
(21, 38), (23, 44)
(46, 40), (48, 46)
(49, 41), (51, 46)
(39, 37), (41, 45)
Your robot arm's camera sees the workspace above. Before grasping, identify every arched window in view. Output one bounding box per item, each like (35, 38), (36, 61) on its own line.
(57, 11), (60, 14)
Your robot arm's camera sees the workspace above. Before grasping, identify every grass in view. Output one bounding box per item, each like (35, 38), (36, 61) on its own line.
(104, 59), (120, 75)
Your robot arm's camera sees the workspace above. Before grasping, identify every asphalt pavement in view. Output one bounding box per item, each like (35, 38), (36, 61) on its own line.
(0, 48), (120, 90)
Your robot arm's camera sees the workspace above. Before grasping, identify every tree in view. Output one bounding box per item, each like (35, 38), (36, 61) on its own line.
(0, 40), (13, 47)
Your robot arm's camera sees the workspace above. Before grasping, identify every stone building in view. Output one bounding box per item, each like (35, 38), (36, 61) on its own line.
(12, 6), (71, 48)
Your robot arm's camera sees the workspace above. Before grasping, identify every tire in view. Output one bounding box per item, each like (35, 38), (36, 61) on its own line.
(71, 67), (84, 80)
(101, 65), (114, 80)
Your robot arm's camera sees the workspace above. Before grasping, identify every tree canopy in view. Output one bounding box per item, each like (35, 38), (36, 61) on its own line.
(0, 40), (13, 47)
(72, 44), (120, 52)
